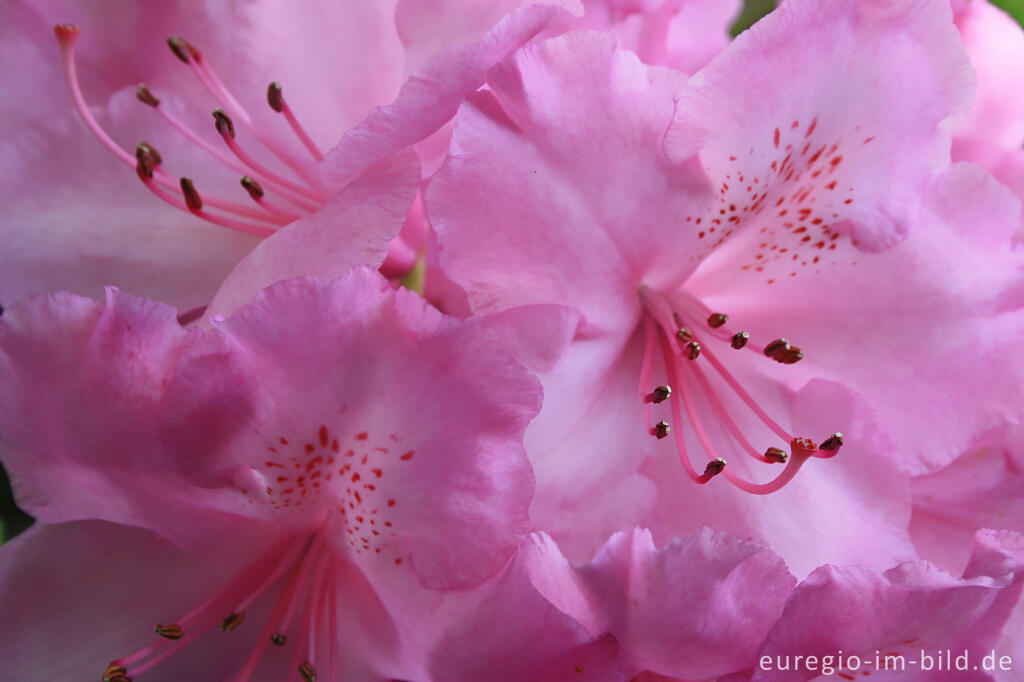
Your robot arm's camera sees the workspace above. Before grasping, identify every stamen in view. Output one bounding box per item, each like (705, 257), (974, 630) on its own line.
(657, 332), (716, 485)
(212, 109), (325, 203)
(219, 611), (245, 632)
(298, 661), (318, 682)
(764, 447), (788, 463)
(731, 331), (750, 349)
(102, 663), (129, 682)
(685, 341), (702, 360)
(763, 338), (791, 359)
(687, 359), (779, 464)
(135, 83), (160, 107)
(645, 385), (671, 404)
(153, 624), (184, 640)
(700, 457), (727, 482)
(272, 633), (288, 647)
(652, 421), (671, 439)
(676, 327), (693, 343)
(267, 81), (325, 162)
(138, 172), (275, 237)
(707, 312), (729, 328)
(166, 37), (191, 64)
(817, 433), (844, 457)
(180, 177), (203, 213)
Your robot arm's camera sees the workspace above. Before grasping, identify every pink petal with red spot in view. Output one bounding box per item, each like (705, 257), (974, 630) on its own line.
(162, 269), (542, 588)
(667, 0), (974, 255)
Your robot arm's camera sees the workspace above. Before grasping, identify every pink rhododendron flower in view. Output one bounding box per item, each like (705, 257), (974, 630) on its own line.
(427, 0), (1024, 568)
(0, 268), (554, 680)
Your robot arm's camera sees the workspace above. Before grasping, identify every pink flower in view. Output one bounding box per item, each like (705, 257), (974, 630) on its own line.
(0, 268), (556, 680)
(0, 2), (578, 315)
(432, 526), (796, 681)
(426, 0), (1024, 568)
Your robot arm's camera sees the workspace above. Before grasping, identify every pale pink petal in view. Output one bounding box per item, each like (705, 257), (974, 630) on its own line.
(570, 527), (796, 679)
(205, 150), (420, 318)
(323, 3), (581, 186)
(0, 288), (263, 546)
(429, 31), (712, 329)
(752, 529), (1024, 682)
(911, 425), (1024, 576)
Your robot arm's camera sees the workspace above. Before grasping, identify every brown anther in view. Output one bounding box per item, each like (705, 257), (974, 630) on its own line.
(791, 437), (819, 456)
(298, 660), (318, 682)
(135, 141), (162, 166)
(240, 176), (265, 200)
(652, 421), (671, 439)
(707, 312), (729, 328)
(764, 447), (788, 463)
(267, 81), (284, 113)
(154, 624), (184, 640)
(703, 457), (727, 477)
(180, 178), (203, 213)
(167, 37), (190, 63)
(686, 341), (702, 361)
(135, 156), (154, 181)
(675, 327), (693, 343)
(820, 433), (844, 451)
(219, 611), (244, 632)
(731, 331), (750, 350)
(102, 664), (130, 682)
(763, 338), (790, 358)
(212, 108), (235, 138)
(773, 346), (804, 365)
(271, 633), (288, 646)
(135, 83), (160, 107)
(646, 385), (671, 404)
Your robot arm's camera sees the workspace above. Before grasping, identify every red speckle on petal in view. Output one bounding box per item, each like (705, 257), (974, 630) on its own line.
(355, 432), (368, 441)
(400, 451), (415, 461)
(318, 425), (329, 447)
(773, 128), (780, 148)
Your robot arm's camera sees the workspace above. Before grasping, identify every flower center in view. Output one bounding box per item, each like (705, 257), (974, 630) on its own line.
(637, 286), (840, 493)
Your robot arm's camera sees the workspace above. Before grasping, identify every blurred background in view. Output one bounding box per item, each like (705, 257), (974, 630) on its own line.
(1, 0), (1022, 544)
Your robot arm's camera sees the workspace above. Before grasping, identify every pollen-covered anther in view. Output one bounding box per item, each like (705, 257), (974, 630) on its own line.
(212, 108), (236, 138)
(707, 312), (729, 328)
(154, 624), (184, 640)
(791, 437), (819, 456)
(703, 457), (727, 477)
(820, 432), (844, 452)
(180, 178), (203, 213)
(764, 447), (788, 464)
(240, 176), (265, 200)
(763, 338), (791, 359)
(219, 611), (245, 632)
(298, 660), (318, 682)
(645, 385), (672, 404)
(675, 327), (693, 343)
(166, 36), (191, 63)
(135, 141), (162, 167)
(731, 331), (750, 349)
(773, 346), (804, 365)
(271, 633), (287, 646)
(652, 421), (671, 439)
(686, 341), (702, 361)
(267, 81), (284, 113)
(101, 663), (130, 682)
(135, 83), (160, 107)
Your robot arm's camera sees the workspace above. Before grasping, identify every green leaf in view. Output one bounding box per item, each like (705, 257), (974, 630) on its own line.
(990, 0), (1024, 28)
(731, 0), (776, 37)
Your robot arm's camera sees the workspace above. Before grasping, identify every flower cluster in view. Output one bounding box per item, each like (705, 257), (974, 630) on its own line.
(1, 1), (1022, 680)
